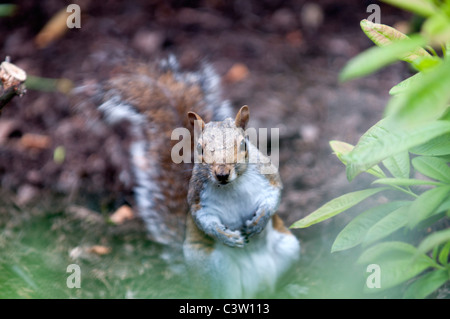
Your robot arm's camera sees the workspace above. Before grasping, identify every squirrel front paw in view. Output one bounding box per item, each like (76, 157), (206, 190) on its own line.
(243, 207), (271, 238)
(215, 225), (246, 248)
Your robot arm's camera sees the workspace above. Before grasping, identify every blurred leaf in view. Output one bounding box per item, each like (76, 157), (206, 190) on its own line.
(329, 140), (385, 178)
(389, 72), (423, 95)
(382, 151), (410, 178)
(290, 188), (387, 229)
(381, 0), (438, 17)
(373, 178), (443, 187)
(422, 12), (450, 44)
(25, 75), (73, 94)
(340, 35), (427, 81)
(438, 241), (450, 266)
(358, 241), (435, 291)
(403, 269), (448, 299)
(332, 201), (409, 252)
(408, 186), (450, 228)
(417, 228), (450, 254)
(410, 133), (450, 156)
(360, 19), (408, 45)
(34, 8), (72, 49)
(363, 205), (410, 245)
(412, 156), (450, 183)
(0, 4), (16, 17)
(385, 58), (450, 127)
(343, 119), (450, 181)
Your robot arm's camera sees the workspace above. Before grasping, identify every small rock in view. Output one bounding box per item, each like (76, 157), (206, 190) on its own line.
(16, 184), (39, 206)
(132, 30), (163, 55)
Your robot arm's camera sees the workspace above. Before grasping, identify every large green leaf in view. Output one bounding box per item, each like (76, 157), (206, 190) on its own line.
(403, 269), (449, 299)
(358, 241), (435, 291)
(408, 186), (450, 228)
(382, 151), (410, 178)
(339, 35), (427, 81)
(331, 201), (409, 252)
(412, 156), (450, 183)
(417, 228), (450, 254)
(329, 140), (385, 178)
(363, 205), (411, 245)
(438, 241), (450, 266)
(381, 0), (438, 17)
(343, 119), (450, 181)
(290, 188), (387, 229)
(385, 58), (450, 127)
(410, 133), (450, 156)
(389, 72), (423, 96)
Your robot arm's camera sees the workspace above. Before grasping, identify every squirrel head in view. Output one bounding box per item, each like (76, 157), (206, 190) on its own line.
(188, 105), (250, 185)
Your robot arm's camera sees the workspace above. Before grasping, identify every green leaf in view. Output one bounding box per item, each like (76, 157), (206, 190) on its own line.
(358, 241), (435, 290)
(389, 72), (423, 96)
(363, 205), (410, 245)
(438, 241), (450, 266)
(381, 0), (438, 17)
(290, 188), (387, 229)
(382, 151), (410, 178)
(412, 156), (450, 183)
(373, 178), (443, 187)
(422, 11), (450, 44)
(385, 58), (450, 127)
(331, 201), (409, 252)
(329, 140), (385, 178)
(340, 35), (427, 82)
(403, 269), (449, 299)
(408, 186), (450, 228)
(417, 228), (450, 254)
(344, 119), (450, 181)
(410, 133), (450, 156)
(360, 19), (408, 46)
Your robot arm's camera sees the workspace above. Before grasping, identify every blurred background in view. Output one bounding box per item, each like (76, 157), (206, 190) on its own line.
(0, 0), (415, 298)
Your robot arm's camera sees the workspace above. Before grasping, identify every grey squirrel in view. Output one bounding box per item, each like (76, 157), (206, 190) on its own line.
(84, 56), (300, 298)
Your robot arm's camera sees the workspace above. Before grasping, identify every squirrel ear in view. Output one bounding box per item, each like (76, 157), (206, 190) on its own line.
(188, 111), (205, 131)
(235, 105), (249, 129)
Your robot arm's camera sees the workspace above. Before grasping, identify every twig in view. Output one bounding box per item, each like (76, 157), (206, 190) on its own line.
(0, 59), (27, 114)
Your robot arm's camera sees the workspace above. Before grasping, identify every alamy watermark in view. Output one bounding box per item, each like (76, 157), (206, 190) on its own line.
(366, 264), (381, 289)
(66, 4), (81, 29)
(66, 264), (81, 289)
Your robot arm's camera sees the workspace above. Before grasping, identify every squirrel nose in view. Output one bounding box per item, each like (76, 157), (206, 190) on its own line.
(215, 172), (229, 184)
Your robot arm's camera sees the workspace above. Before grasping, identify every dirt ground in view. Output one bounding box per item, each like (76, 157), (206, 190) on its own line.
(0, 0), (412, 220)
(0, 0), (424, 298)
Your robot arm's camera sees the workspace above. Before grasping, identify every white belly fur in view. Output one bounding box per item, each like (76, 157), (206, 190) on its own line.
(190, 165), (300, 298)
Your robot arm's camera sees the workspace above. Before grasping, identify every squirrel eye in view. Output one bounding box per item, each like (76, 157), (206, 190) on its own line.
(239, 139), (246, 152)
(196, 143), (203, 154)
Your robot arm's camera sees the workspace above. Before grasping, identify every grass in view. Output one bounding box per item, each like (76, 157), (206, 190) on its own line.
(0, 193), (402, 299)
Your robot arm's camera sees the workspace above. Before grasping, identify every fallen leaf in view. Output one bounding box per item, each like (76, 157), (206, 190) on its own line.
(35, 8), (71, 48)
(20, 133), (51, 150)
(224, 63), (249, 83)
(87, 245), (111, 255)
(110, 205), (134, 224)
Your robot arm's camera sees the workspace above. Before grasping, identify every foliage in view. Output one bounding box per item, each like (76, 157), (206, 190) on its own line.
(291, 0), (450, 298)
